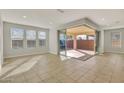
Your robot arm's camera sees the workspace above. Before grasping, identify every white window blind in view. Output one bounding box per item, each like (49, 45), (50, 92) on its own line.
(26, 30), (36, 48)
(111, 32), (121, 48)
(11, 28), (24, 48)
(38, 31), (46, 47)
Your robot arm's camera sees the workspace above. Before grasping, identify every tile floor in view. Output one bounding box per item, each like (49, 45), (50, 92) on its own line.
(0, 53), (124, 83)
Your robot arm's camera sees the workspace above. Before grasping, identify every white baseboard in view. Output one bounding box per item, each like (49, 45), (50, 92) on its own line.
(49, 51), (58, 55)
(4, 52), (49, 59)
(105, 51), (124, 54)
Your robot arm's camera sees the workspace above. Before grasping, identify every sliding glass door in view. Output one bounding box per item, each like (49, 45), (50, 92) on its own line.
(58, 27), (99, 56)
(58, 29), (67, 56)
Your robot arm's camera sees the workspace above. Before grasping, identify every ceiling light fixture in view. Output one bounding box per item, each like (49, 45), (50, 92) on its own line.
(23, 16), (27, 18)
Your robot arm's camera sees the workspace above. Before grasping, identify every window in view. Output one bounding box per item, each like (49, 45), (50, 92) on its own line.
(11, 28), (24, 48)
(111, 32), (121, 48)
(26, 30), (36, 48)
(38, 31), (46, 47)
(88, 35), (95, 40)
(76, 35), (87, 40)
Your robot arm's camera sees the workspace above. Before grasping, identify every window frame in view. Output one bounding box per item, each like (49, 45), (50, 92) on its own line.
(111, 32), (121, 48)
(38, 31), (46, 47)
(10, 27), (24, 49)
(26, 30), (37, 48)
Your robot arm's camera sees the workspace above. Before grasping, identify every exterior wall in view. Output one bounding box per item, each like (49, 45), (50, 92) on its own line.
(3, 22), (49, 58)
(104, 28), (124, 53)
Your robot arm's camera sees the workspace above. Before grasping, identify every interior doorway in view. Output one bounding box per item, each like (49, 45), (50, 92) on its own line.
(58, 25), (99, 61)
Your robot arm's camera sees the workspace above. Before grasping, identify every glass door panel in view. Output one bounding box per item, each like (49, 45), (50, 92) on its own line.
(58, 30), (66, 56)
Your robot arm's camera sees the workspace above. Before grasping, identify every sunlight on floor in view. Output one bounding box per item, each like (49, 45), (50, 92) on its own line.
(0, 58), (28, 76)
(59, 55), (71, 61)
(78, 49), (95, 55)
(60, 49), (95, 58)
(67, 50), (85, 58)
(1, 56), (42, 78)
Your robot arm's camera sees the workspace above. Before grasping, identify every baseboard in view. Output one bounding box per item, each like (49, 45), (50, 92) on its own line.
(104, 51), (124, 54)
(49, 51), (57, 55)
(4, 52), (49, 59)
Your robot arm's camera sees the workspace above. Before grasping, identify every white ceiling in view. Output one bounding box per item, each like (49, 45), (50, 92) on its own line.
(0, 9), (124, 29)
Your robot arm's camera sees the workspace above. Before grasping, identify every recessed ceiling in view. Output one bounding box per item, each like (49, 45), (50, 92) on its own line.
(0, 9), (124, 28)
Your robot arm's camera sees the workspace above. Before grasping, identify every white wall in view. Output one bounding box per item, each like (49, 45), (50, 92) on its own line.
(49, 27), (58, 54)
(3, 22), (49, 58)
(0, 14), (3, 73)
(58, 18), (100, 30)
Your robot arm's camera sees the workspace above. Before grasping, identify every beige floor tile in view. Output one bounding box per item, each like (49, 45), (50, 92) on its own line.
(93, 78), (110, 83)
(43, 77), (60, 83)
(58, 76), (76, 83)
(1, 53), (124, 83)
(6, 74), (26, 83)
(83, 74), (97, 81)
(52, 73), (76, 83)
(77, 77), (93, 83)
(38, 72), (53, 81)
(93, 74), (111, 83)
(25, 75), (42, 83)
(23, 71), (38, 80)
(69, 70), (88, 81)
